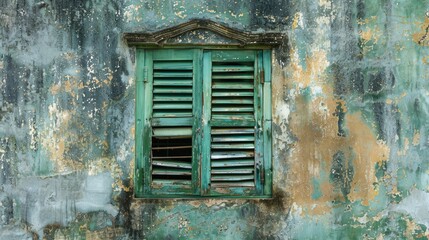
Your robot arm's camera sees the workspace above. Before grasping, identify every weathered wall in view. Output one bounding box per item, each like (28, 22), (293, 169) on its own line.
(1, 0), (428, 239)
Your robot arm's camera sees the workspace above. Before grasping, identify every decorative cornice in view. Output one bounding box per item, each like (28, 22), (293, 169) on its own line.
(124, 19), (286, 47)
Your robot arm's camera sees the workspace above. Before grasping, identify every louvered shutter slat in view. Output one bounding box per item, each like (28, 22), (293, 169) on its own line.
(152, 169), (192, 176)
(154, 61), (193, 70)
(153, 96), (193, 102)
(211, 160), (255, 167)
(211, 167), (254, 174)
(211, 150), (255, 159)
(154, 80), (193, 86)
(212, 91), (254, 97)
(152, 160), (192, 169)
(212, 82), (254, 89)
(211, 143), (255, 149)
(212, 65), (254, 72)
(154, 71), (193, 78)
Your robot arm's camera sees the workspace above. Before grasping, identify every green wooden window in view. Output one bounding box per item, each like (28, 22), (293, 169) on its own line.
(135, 49), (272, 198)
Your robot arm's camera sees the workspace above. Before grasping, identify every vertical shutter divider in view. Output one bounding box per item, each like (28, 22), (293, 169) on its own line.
(262, 50), (273, 196)
(254, 51), (263, 195)
(143, 50), (154, 195)
(135, 49), (145, 197)
(201, 51), (212, 195)
(192, 49), (203, 195)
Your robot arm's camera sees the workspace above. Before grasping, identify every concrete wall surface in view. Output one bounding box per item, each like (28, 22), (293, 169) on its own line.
(1, 0), (429, 239)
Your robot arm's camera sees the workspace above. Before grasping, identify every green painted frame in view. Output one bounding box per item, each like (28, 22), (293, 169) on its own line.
(135, 48), (273, 199)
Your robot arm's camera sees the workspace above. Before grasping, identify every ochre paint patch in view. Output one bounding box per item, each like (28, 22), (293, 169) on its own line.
(275, 48), (389, 215)
(412, 16), (429, 46)
(287, 87), (389, 214)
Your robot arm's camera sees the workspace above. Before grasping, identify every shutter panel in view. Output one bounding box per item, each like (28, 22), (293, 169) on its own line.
(137, 48), (270, 198)
(202, 50), (264, 196)
(145, 50), (199, 195)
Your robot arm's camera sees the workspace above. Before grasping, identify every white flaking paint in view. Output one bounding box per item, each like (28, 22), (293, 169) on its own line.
(391, 189), (429, 227)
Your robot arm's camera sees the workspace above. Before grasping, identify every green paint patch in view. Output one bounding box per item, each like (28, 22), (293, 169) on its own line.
(300, 86), (312, 102)
(311, 177), (322, 200)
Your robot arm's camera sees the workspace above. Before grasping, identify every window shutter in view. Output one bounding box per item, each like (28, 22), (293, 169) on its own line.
(143, 49), (200, 196)
(202, 50), (264, 196)
(136, 48), (271, 198)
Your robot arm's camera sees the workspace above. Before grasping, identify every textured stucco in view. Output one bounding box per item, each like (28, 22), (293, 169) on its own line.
(1, 0), (429, 239)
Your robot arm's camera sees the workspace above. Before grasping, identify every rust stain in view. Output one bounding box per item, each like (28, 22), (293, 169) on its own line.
(357, 16), (382, 55)
(397, 138), (409, 156)
(41, 105), (85, 172)
(292, 12), (302, 30)
(405, 218), (427, 239)
(357, 16), (377, 26)
(50, 75), (84, 98)
(89, 157), (131, 192)
(412, 131), (420, 146)
(358, 26), (381, 55)
(359, 27), (381, 44)
(422, 55), (429, 64)
(412, 16), (429, 46)
(85, 227), (125, 240)
(188, 199), (234, 208)
(288, 50), (330, 90)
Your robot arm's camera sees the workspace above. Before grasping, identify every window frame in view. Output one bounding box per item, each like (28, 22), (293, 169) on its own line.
(135, 46), (273, 199)
(127, 19), (284, 199)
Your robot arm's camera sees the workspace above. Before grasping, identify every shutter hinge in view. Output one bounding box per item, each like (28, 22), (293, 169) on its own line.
(260, 70), (265, 84)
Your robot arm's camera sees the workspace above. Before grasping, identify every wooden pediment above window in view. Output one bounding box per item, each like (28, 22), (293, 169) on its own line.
(124, 19), (285, 47)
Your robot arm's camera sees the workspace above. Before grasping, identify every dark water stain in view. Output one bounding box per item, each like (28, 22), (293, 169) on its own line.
(332, 65), (364, 97)
(330, 1), (365, 97)
(357, 0), (365, 21)
(43, 224), (64, 239)
(372, 102), (386, 141)
(249, 0), (290, 30)
(257, 189), (289, 214)
(368, 71), (385, 93)
(130, 202), (158, 239)
(330, 151), (354, 201)
(334, 101), (347, 137)
(4, 55), (19, 105)
(33, 65), (45, 94)
(0, 138), (16, 186)
(50, 0), (86, 46)
(114, 179), (133, 231)
(251, 190), (291, 239)
(110, 53), (127, 100)
(0, 197), (13, 225)
(275, 37), (291, 68)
